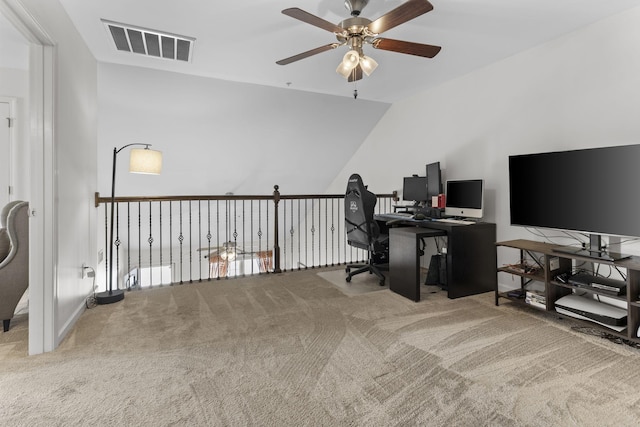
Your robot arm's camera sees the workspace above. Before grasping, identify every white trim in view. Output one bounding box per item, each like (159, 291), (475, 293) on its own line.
(0, 97), (17, 204)
(57, 296), (86, 343)
(1, 0), (57, 355)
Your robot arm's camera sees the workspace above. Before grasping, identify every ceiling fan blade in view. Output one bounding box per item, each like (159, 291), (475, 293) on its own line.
(347, 65), (363, 82)
(282, 8), (346, 34)
(367, 0), (434, 35)
(372, 38), (441, 58)
(276, 43), (340, 65)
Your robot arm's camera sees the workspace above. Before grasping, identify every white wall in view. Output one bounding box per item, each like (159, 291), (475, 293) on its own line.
(20, 0), (98, 345)
(97, 63), (390, 197)
(327, 6), (640, 288)
(0, 11), (28, 70)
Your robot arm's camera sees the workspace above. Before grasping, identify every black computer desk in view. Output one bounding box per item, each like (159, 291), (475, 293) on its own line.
(375, 214), (497, 302)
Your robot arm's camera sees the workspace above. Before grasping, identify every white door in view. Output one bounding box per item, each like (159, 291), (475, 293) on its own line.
(0, 101), (10, 209)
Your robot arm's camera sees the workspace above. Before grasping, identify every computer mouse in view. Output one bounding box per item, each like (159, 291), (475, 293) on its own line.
(413, 213), (426, 220)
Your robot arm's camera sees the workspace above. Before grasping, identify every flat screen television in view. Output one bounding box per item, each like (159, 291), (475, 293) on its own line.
(426, 162), (442, 200)
(445, 179), (484, 219)
(509, 144), (640, 260)
(403, 176), (428, 203)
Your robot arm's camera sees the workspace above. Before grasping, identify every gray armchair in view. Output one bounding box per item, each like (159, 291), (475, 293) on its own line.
(0, 201), (29, 332)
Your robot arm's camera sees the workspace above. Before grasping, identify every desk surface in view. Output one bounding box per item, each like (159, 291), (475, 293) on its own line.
(375, 213), (486, 231)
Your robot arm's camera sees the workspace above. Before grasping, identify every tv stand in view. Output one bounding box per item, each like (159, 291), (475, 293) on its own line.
(551, 234), (631, 261)
(552, 246), (631, 262)
(496, 239), (640, 344)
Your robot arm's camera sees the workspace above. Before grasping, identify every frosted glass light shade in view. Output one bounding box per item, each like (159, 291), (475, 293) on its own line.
(129, 148), (162, 175)
(336, 62), (353, 78)
(342, 50), (359, 67)
(360, 55), (378, 76)
(336, 50), (360, 78)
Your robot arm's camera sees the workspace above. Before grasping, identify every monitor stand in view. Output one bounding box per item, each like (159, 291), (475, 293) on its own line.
(552, 234), (631, 261)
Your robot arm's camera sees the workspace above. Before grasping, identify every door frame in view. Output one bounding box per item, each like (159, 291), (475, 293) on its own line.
(0, 0), (56, 354)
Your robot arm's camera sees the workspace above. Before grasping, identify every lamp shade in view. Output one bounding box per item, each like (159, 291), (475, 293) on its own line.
(129, 148), (162, 175)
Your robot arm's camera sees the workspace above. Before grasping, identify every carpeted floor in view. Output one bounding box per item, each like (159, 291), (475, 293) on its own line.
(1, 267), (640, 426)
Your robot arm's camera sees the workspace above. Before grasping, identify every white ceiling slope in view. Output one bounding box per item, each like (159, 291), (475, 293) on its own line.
(57, 0), (640, 103)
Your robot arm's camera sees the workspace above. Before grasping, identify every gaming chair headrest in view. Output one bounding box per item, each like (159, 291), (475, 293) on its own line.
(345, 173), (377, 216)
(346, 173), (365, 194)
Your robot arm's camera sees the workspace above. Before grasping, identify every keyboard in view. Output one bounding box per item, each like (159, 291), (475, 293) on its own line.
(382, 212), (414, 219)
(435, 218), (474, 225)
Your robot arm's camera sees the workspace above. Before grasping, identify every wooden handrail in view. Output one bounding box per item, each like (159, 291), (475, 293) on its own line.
(94, 187), (399, 275)
(95, 190), (398, 207)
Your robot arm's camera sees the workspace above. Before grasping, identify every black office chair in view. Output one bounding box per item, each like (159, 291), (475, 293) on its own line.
(344, 173), (389, 285)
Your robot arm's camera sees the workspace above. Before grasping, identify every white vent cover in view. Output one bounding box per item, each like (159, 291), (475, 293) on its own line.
(102, 19), (195, 62)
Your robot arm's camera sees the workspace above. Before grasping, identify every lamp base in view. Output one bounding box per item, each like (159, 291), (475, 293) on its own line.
(95, 289), (125, 305)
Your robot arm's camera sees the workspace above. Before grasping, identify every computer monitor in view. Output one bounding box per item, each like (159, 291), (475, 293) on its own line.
(402, 176), (429, 203)
(426, 162), (442, 200)
(445, 179), (484, 219)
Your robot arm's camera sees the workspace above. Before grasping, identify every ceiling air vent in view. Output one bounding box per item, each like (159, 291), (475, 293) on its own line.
(102, 19), (195, 62)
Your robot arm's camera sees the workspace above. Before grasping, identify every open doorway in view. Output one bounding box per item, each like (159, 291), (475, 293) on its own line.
(0, 10), (28, 208)
(1, 0), (56, 355)
(0, 8), (30, 348)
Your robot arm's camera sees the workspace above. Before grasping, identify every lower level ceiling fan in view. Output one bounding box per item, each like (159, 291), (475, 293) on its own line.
(276, 0), (441, 83)
(198, 241), (254, 261)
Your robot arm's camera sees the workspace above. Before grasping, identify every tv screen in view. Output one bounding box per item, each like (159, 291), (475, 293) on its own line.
(426, 162), (442, 200)
(403, 176), (428, 202)
(445, 179), (484, 219)
(509, 144), (640, 238)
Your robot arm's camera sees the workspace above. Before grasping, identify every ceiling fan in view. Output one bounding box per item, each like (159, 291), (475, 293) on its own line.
(198, 241), (254, 262)
(276, 0), (441, 84)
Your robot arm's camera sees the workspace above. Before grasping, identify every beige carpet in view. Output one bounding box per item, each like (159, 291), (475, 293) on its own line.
(317, 267), (442, 297)
(317, 268), (389, 296)
(1, 267), (640, 426)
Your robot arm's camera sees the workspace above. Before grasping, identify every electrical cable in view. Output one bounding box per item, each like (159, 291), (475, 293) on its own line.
(525, 227), (586, 247)
(84, 266), (97, 309)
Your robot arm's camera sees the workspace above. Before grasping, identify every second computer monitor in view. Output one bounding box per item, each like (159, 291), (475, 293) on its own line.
(403, 176), (429, 203)
(426, 162), (442, 200)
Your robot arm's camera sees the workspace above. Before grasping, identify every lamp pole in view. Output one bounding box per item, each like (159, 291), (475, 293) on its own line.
(96, 143), (155, 305)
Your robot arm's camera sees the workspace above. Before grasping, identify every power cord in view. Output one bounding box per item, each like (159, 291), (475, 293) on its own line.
(84, 266), (97, 309)
(571, 326), (640, 349)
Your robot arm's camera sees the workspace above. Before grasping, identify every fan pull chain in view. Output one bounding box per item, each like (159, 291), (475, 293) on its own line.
(352, 69), (358, 99)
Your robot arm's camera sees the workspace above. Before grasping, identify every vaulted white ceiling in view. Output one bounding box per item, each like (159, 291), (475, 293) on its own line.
(2, 1), (639, 196)
(54, 0), (640, 102)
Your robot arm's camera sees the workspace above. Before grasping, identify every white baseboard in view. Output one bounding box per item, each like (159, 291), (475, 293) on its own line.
(55, 295), (88, 347)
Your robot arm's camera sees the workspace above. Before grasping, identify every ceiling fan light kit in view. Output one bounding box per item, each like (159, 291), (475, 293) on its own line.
(336, 49), (361, 77)
(359, 55), (378, 76)
(277, 0), (441, 93)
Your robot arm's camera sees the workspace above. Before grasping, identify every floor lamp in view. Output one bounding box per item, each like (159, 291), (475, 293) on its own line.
(96, 143), (162, 305)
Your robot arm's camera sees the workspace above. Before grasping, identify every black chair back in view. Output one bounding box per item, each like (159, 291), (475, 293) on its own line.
(345, 173), (379, 251)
